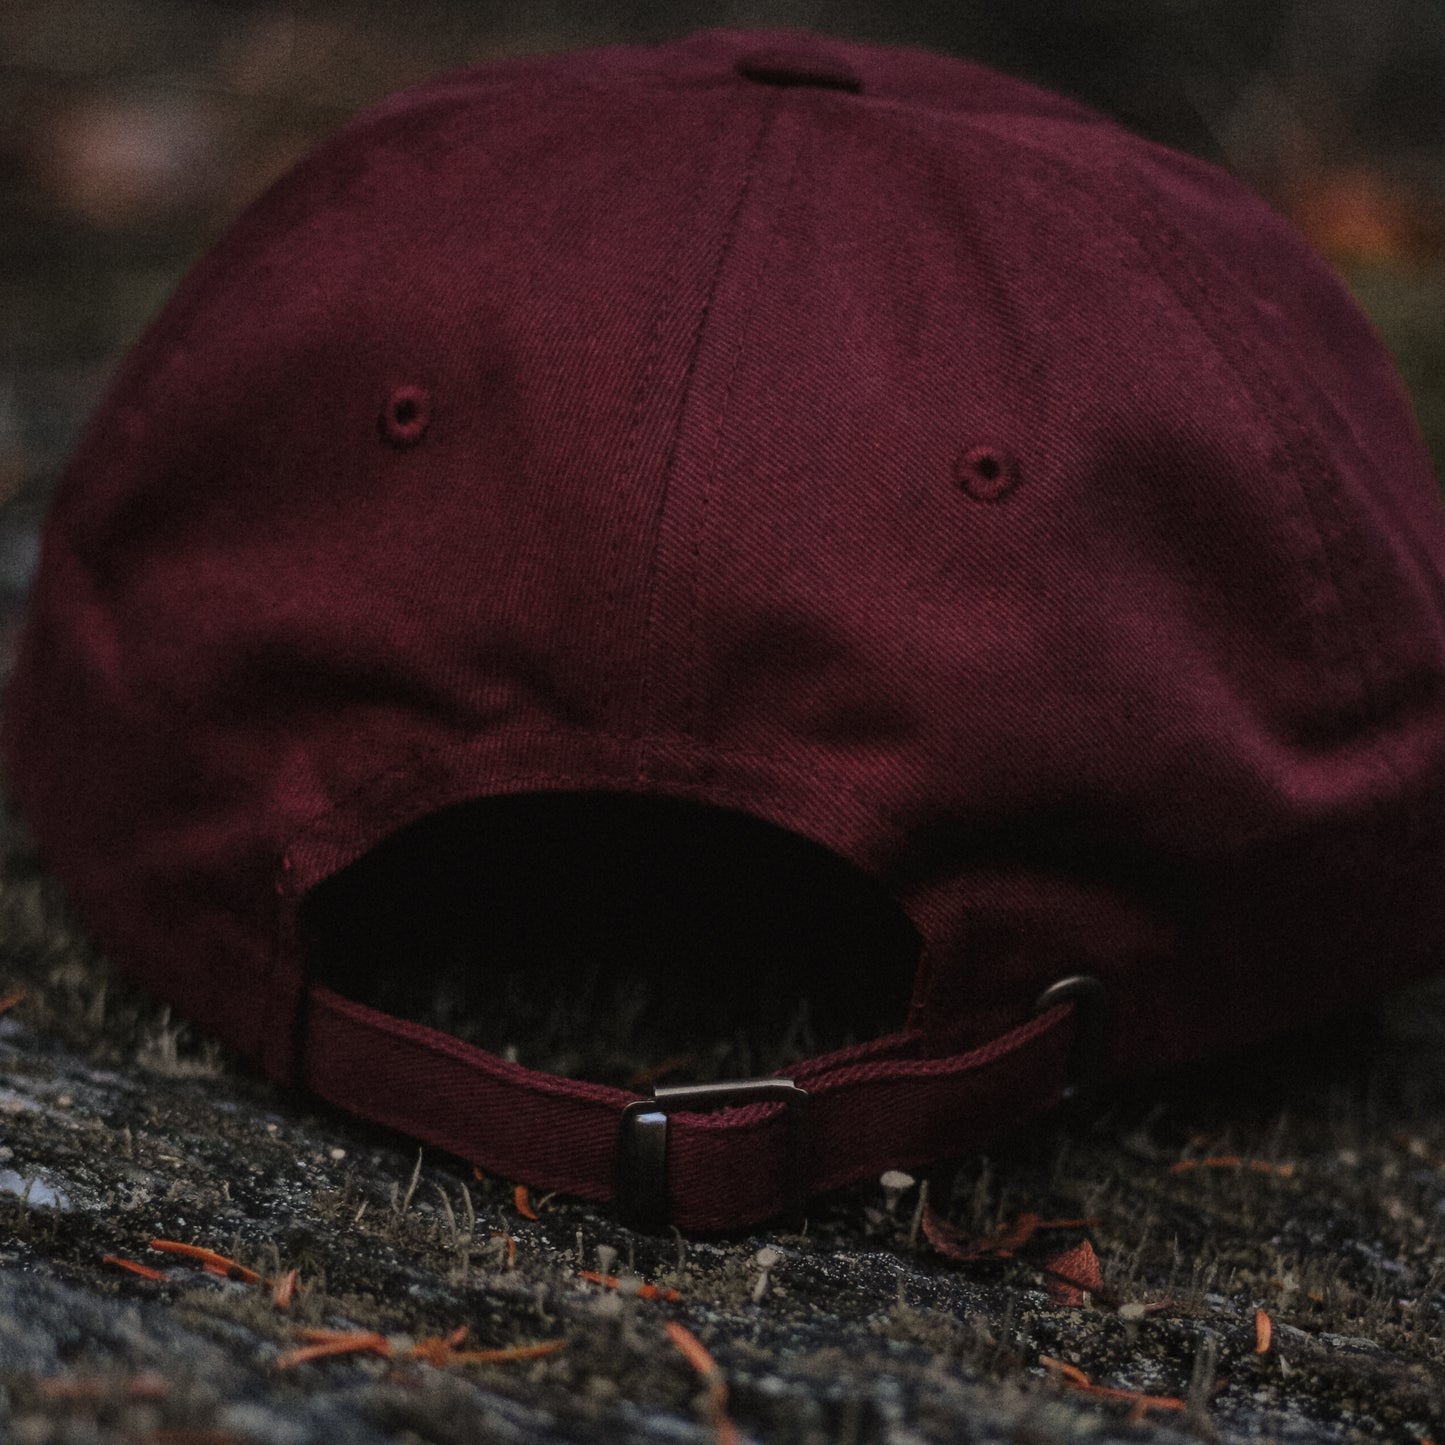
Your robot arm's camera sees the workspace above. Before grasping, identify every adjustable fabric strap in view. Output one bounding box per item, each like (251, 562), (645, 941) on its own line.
(301, 983), (1078, 1232)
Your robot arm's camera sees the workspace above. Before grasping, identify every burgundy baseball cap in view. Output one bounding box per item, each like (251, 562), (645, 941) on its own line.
(6, 30), (1445, 1231)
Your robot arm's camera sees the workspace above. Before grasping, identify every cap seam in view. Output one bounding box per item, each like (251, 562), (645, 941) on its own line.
(984, 138), (1416, 1057)
(604, 94), (736, 731)
(995, 136), (1387, 743)
(683, 107), (809, 748)
(356, 59), (752, 126)
(1124, 192), (1409, 812)
(274, 729), (923, 876)
(634, 94), (781, 759)
(1082, 162), (1409, 886)
(362, 45), (1128, 132)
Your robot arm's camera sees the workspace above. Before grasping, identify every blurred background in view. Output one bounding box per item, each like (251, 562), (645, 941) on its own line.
(1, 0), (1442, 628)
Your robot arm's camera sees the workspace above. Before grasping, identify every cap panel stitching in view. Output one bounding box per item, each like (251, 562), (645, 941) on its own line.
(604, 97), (735, 730)
(1008, 127), (1419, 876)
(683, 107), (808, 748)
(1137, 208), (1394, 715)
(276, 735), (925, 873)
(1122, 195), (1412, 813)
(961, 130), (1357, 716)
(634, 95), (780, 765)
(1004, 139), (1409, 1034)
(1048, 144), (1395, 785)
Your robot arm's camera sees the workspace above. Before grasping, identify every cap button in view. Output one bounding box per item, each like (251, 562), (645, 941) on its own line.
(734, 48), (863, 93)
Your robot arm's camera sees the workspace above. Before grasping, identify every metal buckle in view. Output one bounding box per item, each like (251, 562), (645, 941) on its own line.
(614, 1078), (810, 1232)
(1033, 974), (1109, 1112)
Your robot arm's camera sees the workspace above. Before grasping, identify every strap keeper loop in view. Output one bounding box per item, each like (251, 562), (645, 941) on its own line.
(614, 1078), (810, 1232)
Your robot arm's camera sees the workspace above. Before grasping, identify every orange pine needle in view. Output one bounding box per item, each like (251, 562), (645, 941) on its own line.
(1039, 1354), (1091, 1386)
(149, 1239), (262, 1284)
(921, 1206), (1013, 1261)
(627, 1054), (699, 1090)
(666, 1322), (740, 1443)
(1171, 1156), (1294, 1177)
(990, 1211), (1040, 1256)
(276, 1331), (390, 1369)
(1170, 1155), (1242, 1172)
(1041, 1356), (1184, 1414)
(0, 988), (26, 1015)
(579, 1270), (682, 1302)
(1077, 1382), (1185, 1413)
(283, 1323), (563, 1371)
(920, 1209), (975, 1260)
(1250, 1160), (1296, 1177)
(922, 1206), (1099, 1263)
(272, 1268), (299, 1309)
(514, 1184), (539, 1220)
(1254, 1307), (1273, 1354)
(491, 1231), (518, 1268)
(102, 1255), (167, 1281)
(715, 1415), (743, 1444)
(666, 1320), (722, 1380)
(447, 1339), (567, 1365)
(407, 1324), (471, 1365)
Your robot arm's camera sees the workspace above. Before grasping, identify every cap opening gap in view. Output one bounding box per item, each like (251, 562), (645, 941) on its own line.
(301, 792), (921, 1089)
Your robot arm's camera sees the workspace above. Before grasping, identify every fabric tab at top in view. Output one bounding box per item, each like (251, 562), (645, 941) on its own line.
(734, 48), (863, 92)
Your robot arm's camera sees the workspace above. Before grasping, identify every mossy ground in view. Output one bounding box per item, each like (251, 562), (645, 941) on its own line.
(3, 811), (1445, 1444)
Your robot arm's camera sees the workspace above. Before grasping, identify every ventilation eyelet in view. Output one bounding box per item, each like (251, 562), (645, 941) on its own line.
(955, 445), (1020, 502)
(380, 386), (432, 447)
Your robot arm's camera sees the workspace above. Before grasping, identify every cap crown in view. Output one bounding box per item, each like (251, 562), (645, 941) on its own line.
(6, 31), (1445, 1223)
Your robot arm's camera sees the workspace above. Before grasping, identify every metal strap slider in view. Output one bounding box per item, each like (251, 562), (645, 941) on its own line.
(1033, 973), (1110, 1112)
(614, 1077), (810, 1232)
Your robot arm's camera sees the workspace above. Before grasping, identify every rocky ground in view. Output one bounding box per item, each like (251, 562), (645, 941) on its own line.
(3, 808), (1445, 1445)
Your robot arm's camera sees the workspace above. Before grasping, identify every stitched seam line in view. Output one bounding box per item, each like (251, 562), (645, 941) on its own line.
(684, 105), (806, 744)
(983, 138), (1350, 694)
(277, 733), (922, 872)
(1023, 135), (1406, 802)
(608, 97), (734, 727)
(633, 94), (780, 756)
(1125, 199), (1406, 800)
